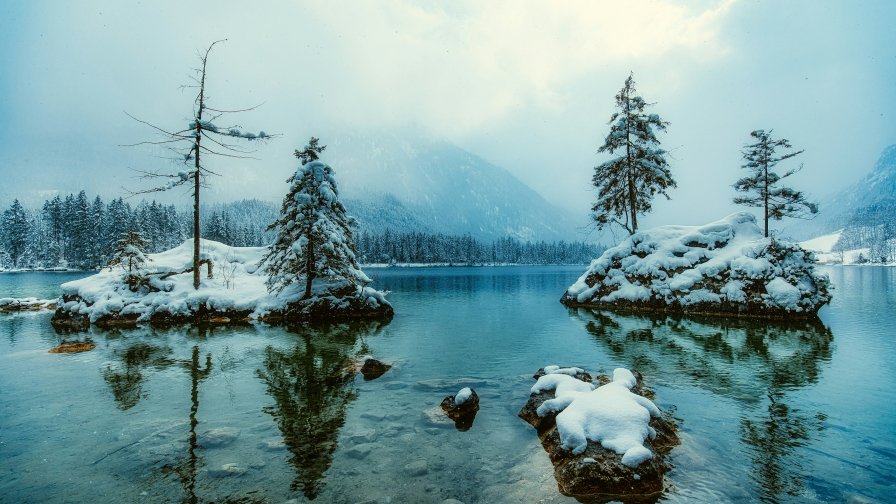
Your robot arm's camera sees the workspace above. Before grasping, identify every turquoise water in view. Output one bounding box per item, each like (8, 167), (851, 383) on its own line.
(0, 266), (893, 503)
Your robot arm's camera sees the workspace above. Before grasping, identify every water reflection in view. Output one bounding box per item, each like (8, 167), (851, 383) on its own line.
(570, 308), (832, 503)
(571, 309), (832, 400)
(256, 320), (387, 500)
(102, 342), (175, 410)
(741, 392), (826, 503)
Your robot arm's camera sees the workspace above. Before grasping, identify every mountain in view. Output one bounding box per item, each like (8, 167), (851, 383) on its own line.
(784, 144), (896, 240)
(319, 130), (586, 242)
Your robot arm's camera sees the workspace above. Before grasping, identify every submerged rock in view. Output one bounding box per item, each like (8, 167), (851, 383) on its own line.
(561, 213), (832, 318)
(48, 340), (96, 354)
(360, 358), (392, 381)
(519, 366), (678, 501)
(441, 387), (480, 431)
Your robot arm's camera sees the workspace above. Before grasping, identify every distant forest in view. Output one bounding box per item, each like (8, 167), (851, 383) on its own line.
(0, 193), (603, 270)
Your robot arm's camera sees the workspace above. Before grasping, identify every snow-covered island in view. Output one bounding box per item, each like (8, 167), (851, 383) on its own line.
(51, 239), (392, 328)
(52, 141), (393, 329)
(562, 213), (832, 317)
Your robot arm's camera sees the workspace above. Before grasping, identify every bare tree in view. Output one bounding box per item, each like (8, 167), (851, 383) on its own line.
(124, 40), (274, 289)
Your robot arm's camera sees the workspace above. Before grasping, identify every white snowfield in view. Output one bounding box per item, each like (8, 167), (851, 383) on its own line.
(564, 213), (831, 314)
(798, 230), (881, 265)
(59, 239), (389, 323)
(533, 367), (660, 468)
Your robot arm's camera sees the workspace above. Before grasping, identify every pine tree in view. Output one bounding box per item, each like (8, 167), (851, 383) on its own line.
(733, 129), (818, 237)
(262, 138), (368, 298)
(108, 231), (152, 291)
(2, 200), (30, 268)
(592, 73), (675, 234)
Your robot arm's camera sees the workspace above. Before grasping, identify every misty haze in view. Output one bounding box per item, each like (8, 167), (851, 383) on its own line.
(1, 1), (894, 503)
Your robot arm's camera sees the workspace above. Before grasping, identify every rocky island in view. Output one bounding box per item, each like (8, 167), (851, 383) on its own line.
(561, 213), (832, 318)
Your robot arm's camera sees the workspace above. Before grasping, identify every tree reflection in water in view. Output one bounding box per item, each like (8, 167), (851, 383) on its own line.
(570, 308), (832, 503)
(256, 320), (386, 500)
(102, 342), (175, 410)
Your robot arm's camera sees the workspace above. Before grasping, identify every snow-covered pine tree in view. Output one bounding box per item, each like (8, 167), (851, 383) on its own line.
(2, 200), (30, 268)
(592, 73), (675, 235)
(733, 129), (818, 237)
(107, 231), (152, 291)
(262, 138), (368, 299)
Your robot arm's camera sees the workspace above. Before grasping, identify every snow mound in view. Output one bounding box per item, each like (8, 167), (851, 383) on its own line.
(562, 213), (832, 316)
(532, 367), (660, 468)
(55, 239), (391, 325)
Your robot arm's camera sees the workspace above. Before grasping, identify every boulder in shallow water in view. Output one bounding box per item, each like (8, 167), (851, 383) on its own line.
(360, 358), (392, 381)
(441, 387), (480, 431)
(519, 366), (678, 501)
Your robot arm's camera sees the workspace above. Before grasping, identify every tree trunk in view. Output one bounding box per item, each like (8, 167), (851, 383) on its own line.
(304, 238), (315, 300)
(192, 53), (209, 290)
(763, 158), (769, 238)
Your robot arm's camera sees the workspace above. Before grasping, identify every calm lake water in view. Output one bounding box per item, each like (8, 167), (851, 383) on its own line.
(0, 266), (894, 503)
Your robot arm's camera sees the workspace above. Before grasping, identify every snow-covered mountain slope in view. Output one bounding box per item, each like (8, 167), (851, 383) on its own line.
(320, 130), (585, 241)
(785, 144), (896, 240)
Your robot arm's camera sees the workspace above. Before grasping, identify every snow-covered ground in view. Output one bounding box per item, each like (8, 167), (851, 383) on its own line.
(797, 230), (882, 265)
(58, 239), (389, 324)
(563, 213), (831, 315)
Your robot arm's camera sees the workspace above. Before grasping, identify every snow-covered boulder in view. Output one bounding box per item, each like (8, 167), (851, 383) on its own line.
(561, 213), (832, 317)
(51, 239), (392, 328)
(440, 387), (480, 431)
(518, 366), (678, 500)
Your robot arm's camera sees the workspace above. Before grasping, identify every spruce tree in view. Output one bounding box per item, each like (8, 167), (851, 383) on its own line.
(262, 138), (368, 298)
(108, 231), (152, 291)
(733, 129), (818, 237)
(592, 73), (675, 235)
(2, 200), (30, 268)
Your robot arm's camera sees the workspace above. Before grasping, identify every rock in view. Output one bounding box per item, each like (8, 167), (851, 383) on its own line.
(440, 388), (480, 431)
(199, 427), (240, 448)
(48, 340), (96, 354)
(404, 459), (429, 476)
(532, 366), (593, 383)
(345, 443), (374, 459)
(258, 437), (285, 451)
(422, 406), (454, 427)
(360, 411), (387, 421)
(361, 358), (392, 381)
(346, 429), (378, 444)
(519, 367), (679, 501)
(207, 462), (246, 477)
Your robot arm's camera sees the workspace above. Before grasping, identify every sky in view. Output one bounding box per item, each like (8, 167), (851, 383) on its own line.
(1, 0), (894, 230)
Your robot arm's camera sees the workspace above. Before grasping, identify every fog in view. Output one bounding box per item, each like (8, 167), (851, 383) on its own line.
(1, 0), (893, 229)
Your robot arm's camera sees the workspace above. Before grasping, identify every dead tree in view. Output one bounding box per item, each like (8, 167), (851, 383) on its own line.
(124, 40), (274, 289)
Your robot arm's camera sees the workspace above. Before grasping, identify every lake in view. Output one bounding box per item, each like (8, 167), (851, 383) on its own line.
(1, 266), (894, 503)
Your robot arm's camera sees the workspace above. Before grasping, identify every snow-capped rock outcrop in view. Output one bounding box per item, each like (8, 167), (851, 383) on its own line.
(518, 366), (678, 500)
(51, 239), (392, 328)
(561, 213), (831, 317)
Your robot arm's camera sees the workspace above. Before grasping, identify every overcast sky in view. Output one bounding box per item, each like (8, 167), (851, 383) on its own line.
(1, 0), (893, 229)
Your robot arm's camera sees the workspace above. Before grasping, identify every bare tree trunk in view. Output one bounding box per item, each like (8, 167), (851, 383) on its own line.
(763, 159), (769, 238)
(192, 50), (209, 290)
(304, 238), (315, 299)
